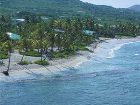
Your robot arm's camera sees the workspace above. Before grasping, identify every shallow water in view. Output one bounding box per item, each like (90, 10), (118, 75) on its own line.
(0, 42), (140, 105)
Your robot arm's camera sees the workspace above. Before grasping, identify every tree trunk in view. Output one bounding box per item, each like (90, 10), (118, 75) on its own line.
(40, 44), (43, 61)
(7, 55), (11, 72)
(3, 41), (12, 76)
(3, 53), (10, 76)
(20, 54), (25, 63)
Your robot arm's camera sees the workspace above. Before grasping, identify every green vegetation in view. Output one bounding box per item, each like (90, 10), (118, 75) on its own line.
(1, 0), (140, 24)
(1, 0), (140, 75)
(19, 51), (41, 57)
(34, 60), (49, 66)
(76, 44), (90, 51)
(0, 53), (9, 59)
(1, 16), (140, 62)
(52, 50), (76, 58)
(18, 60), (30, 65)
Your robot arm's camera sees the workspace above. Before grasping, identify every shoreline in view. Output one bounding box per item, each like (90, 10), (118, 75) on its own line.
(94, 36), (140, 59)
(0, 46), (95, 81)
(0, 36), (140, 81)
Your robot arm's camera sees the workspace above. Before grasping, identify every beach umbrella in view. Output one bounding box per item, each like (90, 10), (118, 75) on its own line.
(6, 32), (21, 40)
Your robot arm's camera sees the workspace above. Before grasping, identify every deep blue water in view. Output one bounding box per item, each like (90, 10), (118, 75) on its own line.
(0, 42), (140, 105)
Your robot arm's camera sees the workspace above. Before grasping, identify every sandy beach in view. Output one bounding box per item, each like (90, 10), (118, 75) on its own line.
(94, 36), (140, 58)
(0, 46), (95, 81)
(0, 36), (140, 81)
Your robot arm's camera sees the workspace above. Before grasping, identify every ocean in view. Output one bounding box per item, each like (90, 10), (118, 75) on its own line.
(0, 41), (140, 105)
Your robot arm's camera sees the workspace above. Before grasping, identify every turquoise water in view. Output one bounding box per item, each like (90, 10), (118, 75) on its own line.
(0, 42), (140, 105)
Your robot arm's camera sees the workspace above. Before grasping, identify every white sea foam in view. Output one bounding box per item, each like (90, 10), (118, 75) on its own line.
(107, 41), (140, 59)
(107, 44), (124, 58)
(75, 58), (90, 68)
(134, 53), (139, 56)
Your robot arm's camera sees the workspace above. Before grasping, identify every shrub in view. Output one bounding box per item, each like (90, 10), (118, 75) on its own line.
(34, 60), (49, 66)
(79, 46), (89, 51)
(52, 50), (76, 58)
(52, 52), (66, 58)
(20, 51), (41, 57)
(18, 60), (30, 65)
(0, 53), (9, 59)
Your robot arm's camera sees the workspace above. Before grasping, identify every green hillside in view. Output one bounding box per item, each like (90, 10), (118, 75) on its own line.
(0, 0), (86, 16)
(0, 0), (140, 23)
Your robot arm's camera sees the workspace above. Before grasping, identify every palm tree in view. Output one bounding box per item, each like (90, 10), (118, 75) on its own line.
(18, 23), (33, 63)
(32, 23), (46, 61)
(3, 41), (12, 76)
(48, 20), (55, 52)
